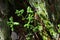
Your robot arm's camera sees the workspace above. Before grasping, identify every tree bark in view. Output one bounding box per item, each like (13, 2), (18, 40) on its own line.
(0, 0), (11, 40)
(0, 17), (10, 40)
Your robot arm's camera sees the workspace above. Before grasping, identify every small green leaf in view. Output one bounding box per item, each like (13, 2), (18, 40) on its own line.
(24, 23), (30, 28)
(19, 9), (24, 14)
(11, 27), (14, 31)
(38, 25), (43, 31)
(9, 17), (13, 21)
(43, 36), (47, 40)
(8, 16), (19, 31)
(58, 24), (60, 28)
(13, 22), (19, 25)
(33, 27), (38, 32)
(58, 29), (60, 33)
(15, 9), (24, 16)
(27, 6), (33, 13)
(10, 24), (13, 27)
(17, 14), (21, 16)
(26, 37), (30, 40)
(27, 14), (34, 22)
(15, 10), (19, 14)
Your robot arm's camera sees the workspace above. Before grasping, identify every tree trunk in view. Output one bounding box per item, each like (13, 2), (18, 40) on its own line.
(0, 0), (11, 40)
(0, 17), (10, 40)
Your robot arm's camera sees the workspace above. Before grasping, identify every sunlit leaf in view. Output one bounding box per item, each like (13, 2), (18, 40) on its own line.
(24, 23), (30, 28)
(43, 36), (47, 40)
(58, 24), (60, 28)
(10, 24), (13, 28)
(27, 6), (33, 13)
(27, 14), (34, 22)
(15, 10), (19, 14)
(13, 22), (19, 25)
(38, 25), (43, 31)
(15, 9), (24, 16)
(9, 17), (13, 21)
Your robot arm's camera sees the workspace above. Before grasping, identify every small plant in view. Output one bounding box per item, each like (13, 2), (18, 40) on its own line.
(15, 9), (24, 16)
(14, 6), (54, 40)
(7, 17), (19, 31)
(8, 1), (60, 39)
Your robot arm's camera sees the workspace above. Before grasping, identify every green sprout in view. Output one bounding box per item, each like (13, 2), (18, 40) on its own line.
(15, 9), (24, 16)
(27, 14), (34, 23)
(27, 6), (33, 13)
(7, 17), (19, 31)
